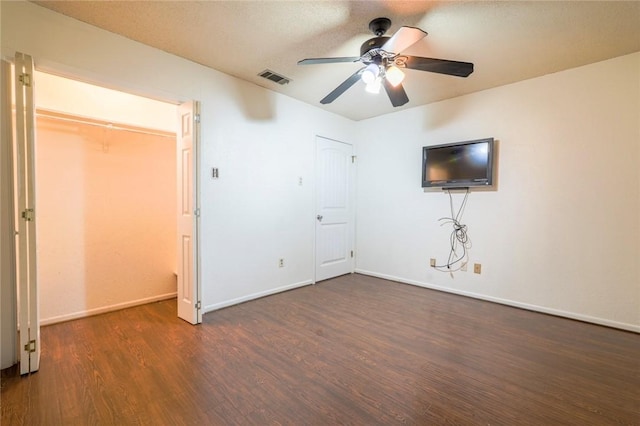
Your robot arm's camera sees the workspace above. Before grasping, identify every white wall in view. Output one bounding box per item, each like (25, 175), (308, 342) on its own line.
(355, 52), (640, 331)
(0, 1), (355, 316)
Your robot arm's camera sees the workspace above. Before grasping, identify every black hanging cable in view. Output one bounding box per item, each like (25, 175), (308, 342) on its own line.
(434, 189), (471, 271)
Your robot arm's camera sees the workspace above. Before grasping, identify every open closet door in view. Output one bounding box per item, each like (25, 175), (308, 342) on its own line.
(14, 53), (40, 374)
(1, 60), (18, 370)
(176, 101), (202, 324)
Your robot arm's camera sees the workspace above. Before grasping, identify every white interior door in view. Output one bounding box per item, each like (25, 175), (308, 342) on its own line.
(1, 59), (18, 370)
(14, 53), (40, 374)
(315, 136), (355, 282)
(177, 100), (202, 324)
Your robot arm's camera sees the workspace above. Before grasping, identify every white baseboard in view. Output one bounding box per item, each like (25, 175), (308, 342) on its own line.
(40, 292), (177, 326)
(355, 269), (640, 334)
(203, 280), (313, 313)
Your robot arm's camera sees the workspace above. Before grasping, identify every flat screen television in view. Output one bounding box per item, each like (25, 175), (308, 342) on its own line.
(422, 138), (495, 189)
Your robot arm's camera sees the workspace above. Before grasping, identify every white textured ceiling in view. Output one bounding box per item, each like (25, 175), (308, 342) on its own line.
(32, 1), (640, 121)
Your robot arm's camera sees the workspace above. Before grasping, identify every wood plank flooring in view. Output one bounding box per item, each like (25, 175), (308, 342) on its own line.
(2, 273), (639, 425)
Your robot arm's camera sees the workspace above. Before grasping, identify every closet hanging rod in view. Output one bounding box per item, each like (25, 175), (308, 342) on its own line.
(35, 108), (176, 139)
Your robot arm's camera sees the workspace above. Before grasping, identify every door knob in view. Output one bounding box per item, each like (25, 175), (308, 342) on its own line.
(316, 215), (323, 221)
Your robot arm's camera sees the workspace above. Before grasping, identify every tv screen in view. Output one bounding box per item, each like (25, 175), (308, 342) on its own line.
(422, 138), (494, 189)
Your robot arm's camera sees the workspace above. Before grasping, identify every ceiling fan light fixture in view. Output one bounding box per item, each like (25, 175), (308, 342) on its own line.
(385, 65), (405, 87)
(361, 63), (380, 84)
(365, 77), (382, 94)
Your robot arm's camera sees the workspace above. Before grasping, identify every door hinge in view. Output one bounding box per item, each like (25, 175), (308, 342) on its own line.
(350, 250), (354, 258)
(21, 209), (34, 221)
(195, 301), (201, 310)
(24, 340), (36, 353)
(194, 208), (201, 217)
(194, 114), (201, 123)
(19, 73), (32, 87)
(351, 155), (357, 163)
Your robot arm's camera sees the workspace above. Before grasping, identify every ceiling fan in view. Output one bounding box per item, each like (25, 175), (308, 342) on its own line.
(298, 17), (474, 107)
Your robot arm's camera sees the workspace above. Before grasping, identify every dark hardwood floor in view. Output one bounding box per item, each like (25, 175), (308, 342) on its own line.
(2, 274), (639, 425)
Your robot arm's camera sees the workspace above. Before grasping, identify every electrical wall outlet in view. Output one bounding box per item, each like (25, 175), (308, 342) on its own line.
(474, 263), (481, 274)
(279, 258), (284, 268)
(430, 258), (436, 267)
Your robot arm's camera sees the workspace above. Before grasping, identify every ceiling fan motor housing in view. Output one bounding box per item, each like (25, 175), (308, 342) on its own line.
(360, 37), (389, 60)
(360, 17), (392, 63)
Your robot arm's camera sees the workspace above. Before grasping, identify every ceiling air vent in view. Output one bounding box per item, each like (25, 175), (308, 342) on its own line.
(258, 69), (291, 85)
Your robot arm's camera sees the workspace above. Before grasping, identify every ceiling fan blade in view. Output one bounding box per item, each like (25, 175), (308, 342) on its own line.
(383, 79), (409, 107)
(320, 68), (364, 104)
(298, 57), (360, 65)
(381, 26), (427, 54)
(403, 56), (474, 77)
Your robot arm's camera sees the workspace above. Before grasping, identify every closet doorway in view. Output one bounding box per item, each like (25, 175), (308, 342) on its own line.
(34, 72), (183, 325)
